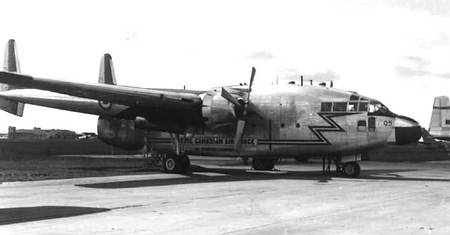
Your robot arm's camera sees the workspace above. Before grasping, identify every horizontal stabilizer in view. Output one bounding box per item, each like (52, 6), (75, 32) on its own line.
(0, 97), (24, 116)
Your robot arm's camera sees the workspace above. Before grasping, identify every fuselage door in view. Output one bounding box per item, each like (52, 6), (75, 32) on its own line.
(368, 117), (376, 131)
(279, 96), (298, 139)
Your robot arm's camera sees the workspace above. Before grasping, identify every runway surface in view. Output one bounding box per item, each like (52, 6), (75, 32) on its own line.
(2, 159), (450, 234)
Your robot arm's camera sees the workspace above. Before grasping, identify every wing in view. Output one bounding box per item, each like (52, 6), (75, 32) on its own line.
(0, 41), (205, 131)
(0, 71), (204, 127)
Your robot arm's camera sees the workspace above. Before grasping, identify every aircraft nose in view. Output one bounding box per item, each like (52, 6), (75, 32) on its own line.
(393, 115), (422, 145)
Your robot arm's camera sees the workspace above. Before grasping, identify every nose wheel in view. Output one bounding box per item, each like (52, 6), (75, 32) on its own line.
(337, 162), (360, 177)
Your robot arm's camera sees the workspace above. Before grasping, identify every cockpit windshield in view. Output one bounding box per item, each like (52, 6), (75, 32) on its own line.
(368, 100), (391, 115)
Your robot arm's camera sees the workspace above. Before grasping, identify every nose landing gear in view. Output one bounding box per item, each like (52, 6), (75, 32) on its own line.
(325, 153), (362, 178)
(336, 161), (361, 177)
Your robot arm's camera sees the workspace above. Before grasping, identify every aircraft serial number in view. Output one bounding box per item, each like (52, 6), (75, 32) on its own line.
(383, 120), (393, 127)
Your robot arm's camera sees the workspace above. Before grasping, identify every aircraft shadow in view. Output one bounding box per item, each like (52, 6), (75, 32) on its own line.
(0, 206), (110, 225)
(76, 165), (450, 189)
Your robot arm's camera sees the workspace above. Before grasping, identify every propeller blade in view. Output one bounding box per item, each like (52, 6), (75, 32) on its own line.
(234, 119), (246, 151)
(247, 67), (256, 101)
(232, 67), (257, 152)
(234, 67), (257, 152)
(221, 87), (241, 107)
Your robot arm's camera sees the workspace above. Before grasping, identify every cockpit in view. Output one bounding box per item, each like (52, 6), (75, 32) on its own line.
(368, 100), (391, 115)
(320, 94), (396, 117)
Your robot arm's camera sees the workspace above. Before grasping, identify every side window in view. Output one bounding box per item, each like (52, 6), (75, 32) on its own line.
(347, 102), (358, 112)
(368, 117), (376, 131)
(446, 119), (450, 125)
(350, 94), (360, 100)
(321, 102), (332, 112)
(333, 102), (347, 112)
(357, 120), (366, 131)
(358, 102), (368, 111)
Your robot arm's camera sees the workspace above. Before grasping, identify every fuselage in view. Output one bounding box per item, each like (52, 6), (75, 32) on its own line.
(147, 84), (401, 158)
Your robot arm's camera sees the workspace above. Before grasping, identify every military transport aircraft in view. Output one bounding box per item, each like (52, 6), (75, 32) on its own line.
(0, 39), (421, 177)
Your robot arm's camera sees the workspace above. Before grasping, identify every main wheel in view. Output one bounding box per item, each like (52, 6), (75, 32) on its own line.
(342, 162), (360, 177)
(180, 154), (190, 172)
(252, 158), (275, 170)
(295, 156), (309, 163)
(163, 154), (179, 173)
(162, 153), (190, 173)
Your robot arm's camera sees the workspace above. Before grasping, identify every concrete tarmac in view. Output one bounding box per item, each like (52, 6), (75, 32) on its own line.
(1, 159), (450, 234)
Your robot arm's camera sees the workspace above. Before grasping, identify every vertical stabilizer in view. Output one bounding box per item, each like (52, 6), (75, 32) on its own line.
(0, 39), (24, 116)
(98, 53), (116, 85)
(429, 96), (450, 140)
(3, 39), (20, 73)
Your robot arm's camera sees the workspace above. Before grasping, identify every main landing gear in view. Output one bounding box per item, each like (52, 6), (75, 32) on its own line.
(161, 133), (191, 174)
(162, 153), (190, 173)
(252, 158), (276, 170)
(336, 161), (360, 177)
(322, 154), (361, 177)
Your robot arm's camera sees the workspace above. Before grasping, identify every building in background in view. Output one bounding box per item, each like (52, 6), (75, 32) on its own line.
(8, 126), (78, 140)
(0, 127), (138, 157)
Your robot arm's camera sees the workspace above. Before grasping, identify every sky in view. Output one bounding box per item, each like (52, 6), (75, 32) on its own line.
(0, 0), (449, 133)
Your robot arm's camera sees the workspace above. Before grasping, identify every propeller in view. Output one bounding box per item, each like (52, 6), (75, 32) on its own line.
(221, 67), (256, 152)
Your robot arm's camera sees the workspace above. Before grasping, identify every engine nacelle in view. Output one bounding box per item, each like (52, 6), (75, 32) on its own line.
(97, 116), (145, 150)
(201, 92), (236, 128)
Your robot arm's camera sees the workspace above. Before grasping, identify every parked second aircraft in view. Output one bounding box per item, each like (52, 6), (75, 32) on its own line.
(423, 96), (450, 150)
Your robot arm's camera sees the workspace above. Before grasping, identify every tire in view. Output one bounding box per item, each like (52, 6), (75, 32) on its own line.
(252, 158), (275, 170)
(163, 153), (190, 173)
(180, 154), (190, 172)
(163, 154), (179, 173)
(295, 157), (309, 163)
(342, 162), (360, 177)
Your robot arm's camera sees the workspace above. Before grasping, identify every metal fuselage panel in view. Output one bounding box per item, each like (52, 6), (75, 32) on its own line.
(148, 85), (395, 158)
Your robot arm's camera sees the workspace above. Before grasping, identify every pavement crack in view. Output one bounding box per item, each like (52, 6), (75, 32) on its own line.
(110, 204), (144, 210)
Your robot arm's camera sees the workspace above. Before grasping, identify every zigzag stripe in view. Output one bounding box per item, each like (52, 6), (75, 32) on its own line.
(307, 113), (346, 145)
(258, 112), (359, 145)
